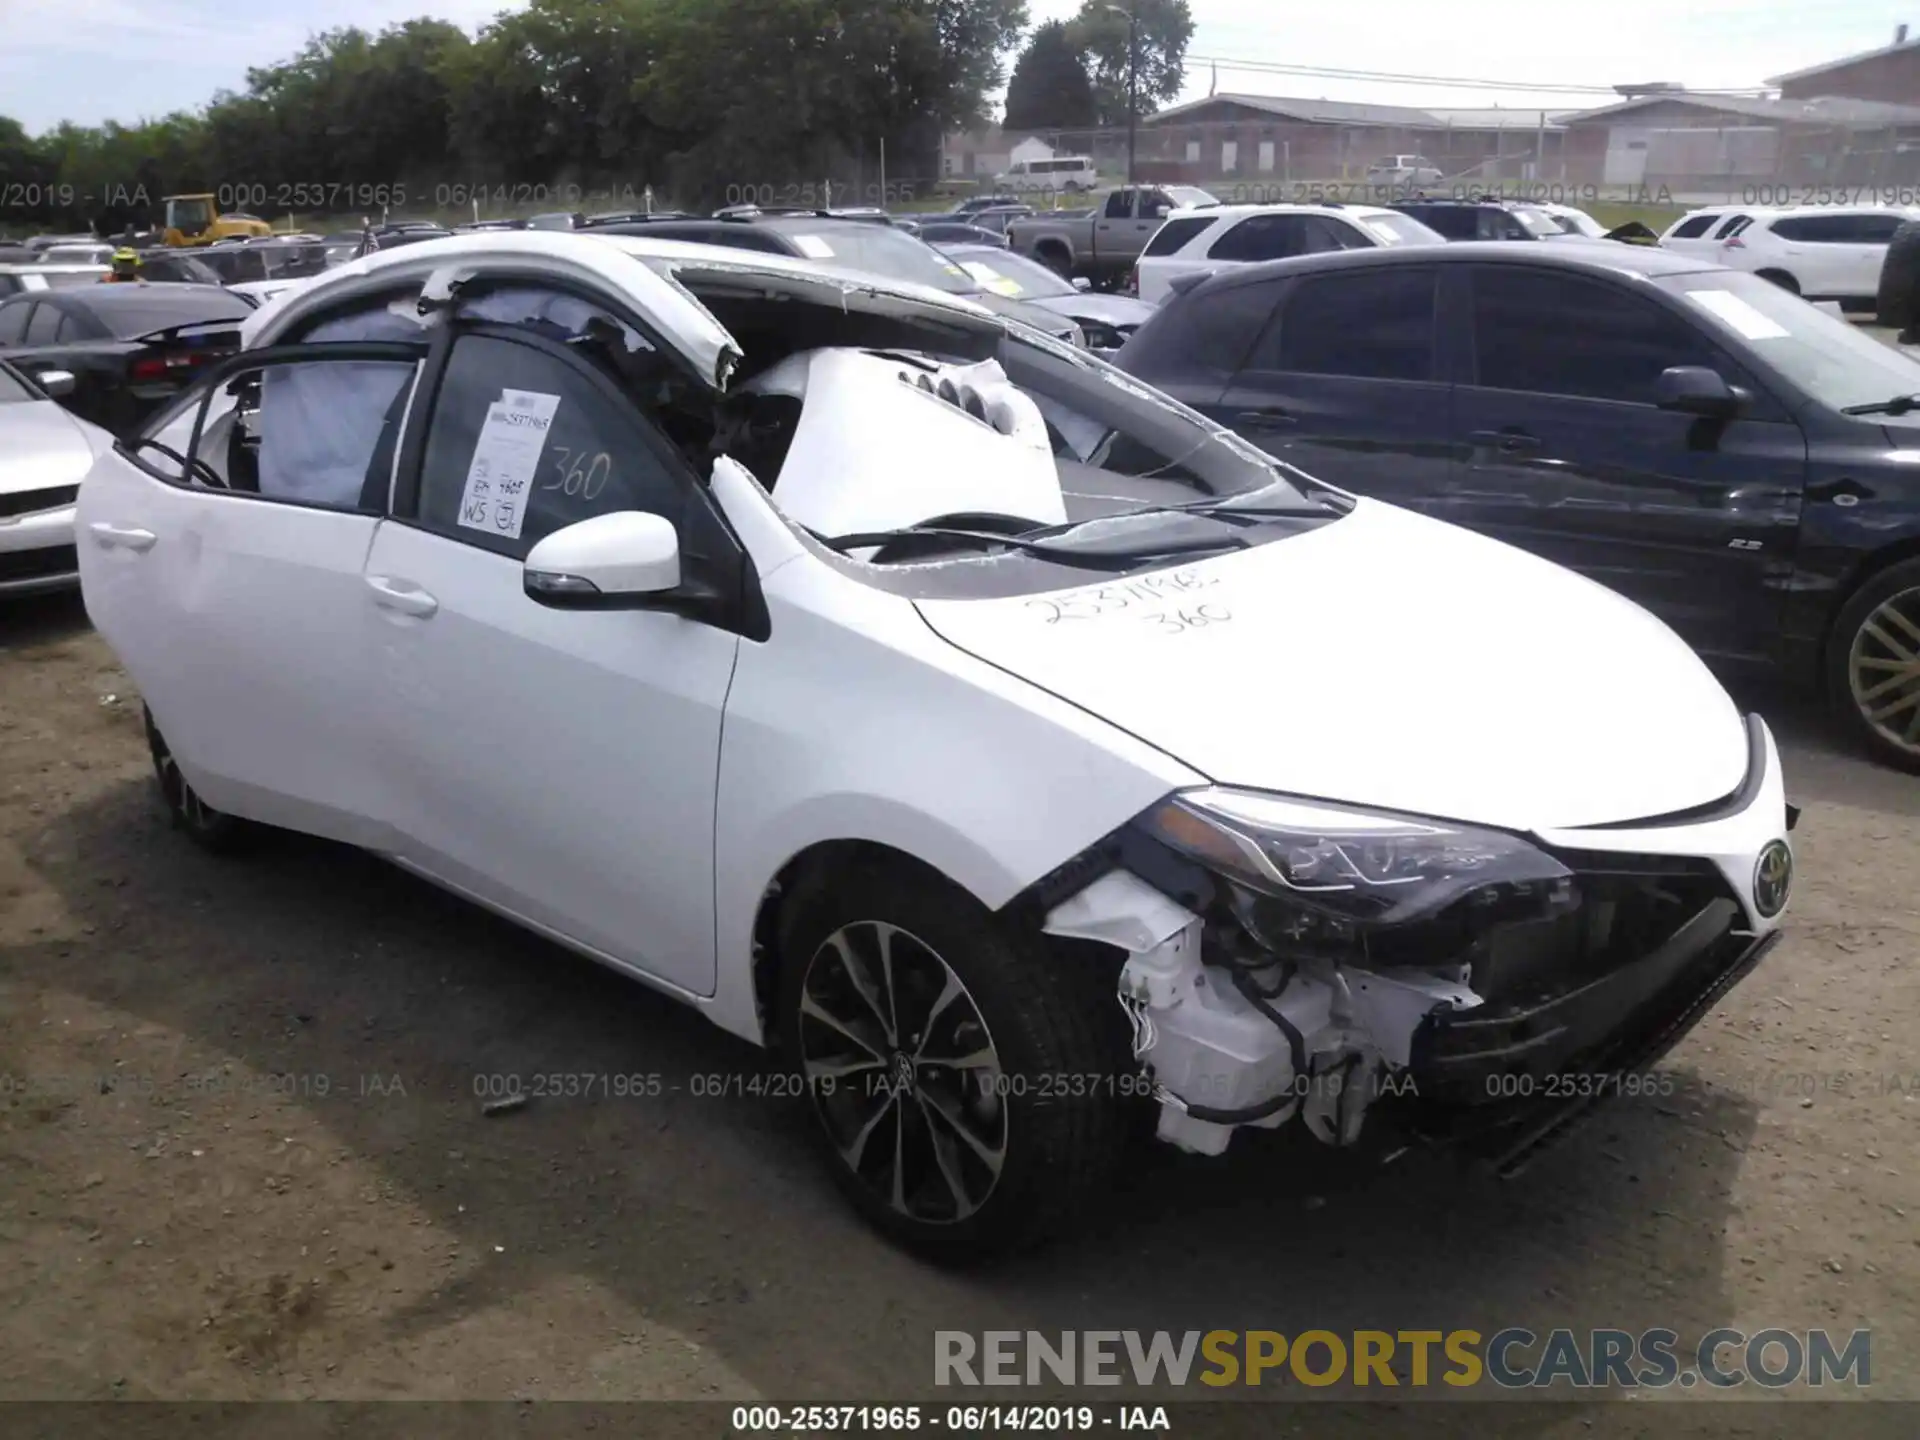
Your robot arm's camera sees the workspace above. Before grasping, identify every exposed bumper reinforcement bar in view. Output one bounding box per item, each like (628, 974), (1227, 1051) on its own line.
(1407, 927), (1783, 1178)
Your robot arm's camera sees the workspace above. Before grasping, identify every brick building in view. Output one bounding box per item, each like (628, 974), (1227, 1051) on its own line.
(1772, 27), (1920, 105)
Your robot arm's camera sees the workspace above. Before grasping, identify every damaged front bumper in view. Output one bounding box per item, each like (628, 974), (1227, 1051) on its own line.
(1029, 715), (1793, 1170)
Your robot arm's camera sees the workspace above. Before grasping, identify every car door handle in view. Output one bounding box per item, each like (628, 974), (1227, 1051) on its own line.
(87, 522), (156, 551)
(1234, 408), (1297, 428)
(365, 575), (438, 618)
(1469, 429), (1543, 454)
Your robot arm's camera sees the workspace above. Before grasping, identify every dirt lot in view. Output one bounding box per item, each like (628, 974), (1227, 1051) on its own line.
(1, 587), (1916, 1430)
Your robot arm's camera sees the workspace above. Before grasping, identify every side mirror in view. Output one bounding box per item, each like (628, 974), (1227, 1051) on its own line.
(1655, 365), (1746, 418)
(1072, 276), (1092, 291)
(523, 511), (681, 608)
(32, 368), (76, 399)
(1152, 205), (1171, 219)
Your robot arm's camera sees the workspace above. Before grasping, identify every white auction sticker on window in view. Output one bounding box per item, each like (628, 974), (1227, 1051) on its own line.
(790, 234), (834, 258)
(1687, 288), (1791, 341)
(457, 388), (561, 540)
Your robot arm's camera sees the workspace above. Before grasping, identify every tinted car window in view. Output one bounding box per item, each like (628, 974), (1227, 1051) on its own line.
(1472, 267), (1715, 403)
(1477, 208), (1530, 240)
(1249, 268), (1437, 381)
(1144, 216), (1215, 256)
(0, 299), (29, 343)
(1103, 191), (1134, 220)
(1671, 213), (1720, 238)
(417, 333), (692, 561)
(1400, 205), (1477, 240)
(1129, 278), (1281, 379)
(1715, 214), (1755, 238)
(1766, 213), (1901, 243)
(85, 289), (254, 339)
(23, 304), (62, 343)
(1207, 214), (1321, 262)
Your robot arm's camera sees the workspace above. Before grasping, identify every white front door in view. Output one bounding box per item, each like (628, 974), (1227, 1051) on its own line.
(77, 345), (429, 845)
(364, 322), (744, 996)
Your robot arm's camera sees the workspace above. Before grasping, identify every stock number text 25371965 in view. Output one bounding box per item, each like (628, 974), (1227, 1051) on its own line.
(1024, 570), (1230, 634)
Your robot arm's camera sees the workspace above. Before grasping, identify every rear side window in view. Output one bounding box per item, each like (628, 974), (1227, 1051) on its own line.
(1247, 268), (1437, 381)
(1207, 214), (1318, 262)
(1766, 213), (1900, 242)
(1670, 213), (1721, 238)
(1134, 279), (1281, 377)
(23, 304), (63, 344)
(1144, 216), (1215, 256)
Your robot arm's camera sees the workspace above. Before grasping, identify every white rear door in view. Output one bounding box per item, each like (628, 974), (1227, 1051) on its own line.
(78, 341), (431, 845)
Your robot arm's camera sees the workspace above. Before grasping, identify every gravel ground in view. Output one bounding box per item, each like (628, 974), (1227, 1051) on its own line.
(1, 580), (1915, 1431)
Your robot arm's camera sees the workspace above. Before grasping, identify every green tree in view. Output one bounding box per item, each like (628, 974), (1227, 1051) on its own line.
(1067, 0), (1192, 128)
(1003, 21), (1096, 131)
(451, 0), (667, 193)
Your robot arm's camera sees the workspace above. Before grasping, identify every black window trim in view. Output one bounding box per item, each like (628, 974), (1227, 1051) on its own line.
(392, 319), (768, 640)
(112, 341), (438, 514)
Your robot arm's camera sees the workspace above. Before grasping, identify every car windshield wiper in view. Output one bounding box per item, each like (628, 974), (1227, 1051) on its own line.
(1840, 393), (1920, 416)
(818, 523), (1249, 571)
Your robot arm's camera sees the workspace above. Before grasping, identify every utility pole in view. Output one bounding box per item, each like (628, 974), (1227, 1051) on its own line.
(1105, 4), (1139, 184)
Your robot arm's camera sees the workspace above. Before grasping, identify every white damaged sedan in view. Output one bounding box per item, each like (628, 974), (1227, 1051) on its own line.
(76, 231), (1794, 1261)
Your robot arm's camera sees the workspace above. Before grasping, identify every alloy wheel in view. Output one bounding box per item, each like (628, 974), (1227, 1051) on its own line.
(796, 920), (1008, 1225)
(1849, 584), (1920, 757)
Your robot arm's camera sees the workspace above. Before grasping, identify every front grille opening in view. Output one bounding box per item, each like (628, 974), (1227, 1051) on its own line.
(1470, 862), (1731, 1005)
(0, 544), (79, 584)
(0, 486), (78, 520)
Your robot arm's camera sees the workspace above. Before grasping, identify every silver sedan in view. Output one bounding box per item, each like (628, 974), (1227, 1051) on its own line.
(1, 361), (110, 595)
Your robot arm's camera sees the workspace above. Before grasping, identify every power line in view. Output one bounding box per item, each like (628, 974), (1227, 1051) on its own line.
(1184, 53), (1772, 98)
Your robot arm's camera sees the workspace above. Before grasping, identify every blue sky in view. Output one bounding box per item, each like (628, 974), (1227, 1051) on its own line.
(0, 0), (1908, 134)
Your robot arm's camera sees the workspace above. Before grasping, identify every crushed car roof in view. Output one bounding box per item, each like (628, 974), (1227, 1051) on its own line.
(241, 230), (1008, 385)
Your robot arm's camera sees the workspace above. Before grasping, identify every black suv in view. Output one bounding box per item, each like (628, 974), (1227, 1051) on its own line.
(585, 210), (1083, 344)
(1116, 242), (1920, 769)
(1388, 198), (1569, 242)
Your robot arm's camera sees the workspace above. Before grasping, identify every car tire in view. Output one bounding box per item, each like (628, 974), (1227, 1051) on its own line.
(1035, 246), (1073, 278)
(1879, 221), (1920, 326)
(143, 704), (254, 852)
(775, 857), (1137, 1264)
(1756, 269), (1800, 294)
(1826, 556), (1920, 772)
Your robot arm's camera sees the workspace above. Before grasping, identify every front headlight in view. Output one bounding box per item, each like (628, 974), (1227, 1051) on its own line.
(1136, 787), (1572, 936)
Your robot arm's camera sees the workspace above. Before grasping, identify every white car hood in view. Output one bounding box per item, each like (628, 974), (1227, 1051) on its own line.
(914, 499), (1749, 833)
(1, 399), (96, 494)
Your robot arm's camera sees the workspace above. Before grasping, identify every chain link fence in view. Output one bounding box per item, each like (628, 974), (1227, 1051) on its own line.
(936, 117), (1920, 208)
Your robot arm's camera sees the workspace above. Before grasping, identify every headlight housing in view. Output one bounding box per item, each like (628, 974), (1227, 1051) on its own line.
(1135, 787), (1573, 948)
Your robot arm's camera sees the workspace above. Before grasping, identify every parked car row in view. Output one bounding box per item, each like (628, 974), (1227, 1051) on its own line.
(1656, 202), (1920, 307)
(49, 226), (1794, 1267)
(11, 197), (1920, 778)
(1114, 239), (1920, 769)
